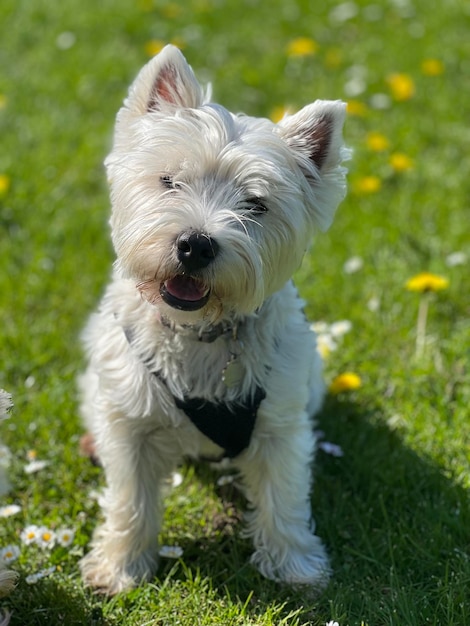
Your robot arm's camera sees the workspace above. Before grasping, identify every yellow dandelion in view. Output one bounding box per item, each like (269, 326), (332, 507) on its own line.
(421, 58), (445, 76)
(389, 152), (414, 172)
(324, 48), (343, 69)
(329, 372), (362, 394)
(286, 37), (319, 58)
(366, 131), (389, 152)
(387, 73), (415, 101)
(138, 0), (153, 11)
(162, 3), (183, 18)
(144, 39), (166, 57)
(405, 272), (449, 293)
(0, 94), (7, 109)
(0, 174), (10, 196)
(346, 100), (368, 117)
(354, 175), (382, 194)
(270, 106), (290, 123)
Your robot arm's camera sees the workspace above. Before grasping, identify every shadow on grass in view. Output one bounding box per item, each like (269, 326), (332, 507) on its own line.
(154, 395), (469, 624)
(6, 396), (468, 625)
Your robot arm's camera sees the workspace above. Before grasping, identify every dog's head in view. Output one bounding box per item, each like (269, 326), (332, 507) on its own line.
(107, 45), (348, 325)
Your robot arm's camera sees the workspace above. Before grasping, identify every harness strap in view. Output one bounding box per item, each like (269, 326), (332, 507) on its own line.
(172, 386), (266, 458)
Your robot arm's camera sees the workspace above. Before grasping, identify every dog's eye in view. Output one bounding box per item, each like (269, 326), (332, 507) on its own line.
(245, 197), (268, 215)
(160, 175), (180, 190)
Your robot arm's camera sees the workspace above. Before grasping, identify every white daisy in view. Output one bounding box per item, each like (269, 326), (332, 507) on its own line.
(343, 256), (364, 274)
(57, 528), (75, 548)
(0, 545), (20, 564)
(329, 320), (353, 338)
(0, 504), (21, 518)
(36, 527), (56, 549)
(21, 525), (40, 545)
(24, 460), (49, 475)
(25, 565), (56, 585)
(158, 545), (183, 559)
(446, 251), (467, 267)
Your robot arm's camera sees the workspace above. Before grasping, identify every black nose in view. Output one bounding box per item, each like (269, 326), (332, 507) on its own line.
(176, 231), (219, 272)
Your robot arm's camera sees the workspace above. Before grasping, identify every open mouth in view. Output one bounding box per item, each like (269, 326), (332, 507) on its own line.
(160, 275), (210, 311)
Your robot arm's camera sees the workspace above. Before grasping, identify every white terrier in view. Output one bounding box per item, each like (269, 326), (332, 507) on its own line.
(79, 45), (348, 595)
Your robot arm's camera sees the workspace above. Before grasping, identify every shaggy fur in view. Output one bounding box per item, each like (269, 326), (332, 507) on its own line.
(79, 45), (348, 595)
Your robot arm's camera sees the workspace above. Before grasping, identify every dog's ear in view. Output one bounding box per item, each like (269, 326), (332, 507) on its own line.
(123, 45), (208, 115)
(277, 100), (347, 172)
(277, 101), (349, 231)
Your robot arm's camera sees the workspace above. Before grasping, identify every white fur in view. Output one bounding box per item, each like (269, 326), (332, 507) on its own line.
(79, 45), (348, 594)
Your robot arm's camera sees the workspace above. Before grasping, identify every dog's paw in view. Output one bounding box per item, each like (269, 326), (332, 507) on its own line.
(80, 547), (156, 595)
(250, 539), (331, 589)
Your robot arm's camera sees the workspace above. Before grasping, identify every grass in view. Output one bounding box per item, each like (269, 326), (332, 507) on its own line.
(1, 0), (469, 624)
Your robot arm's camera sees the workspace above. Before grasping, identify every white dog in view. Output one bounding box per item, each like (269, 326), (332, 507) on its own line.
(79, 45), (348, 595)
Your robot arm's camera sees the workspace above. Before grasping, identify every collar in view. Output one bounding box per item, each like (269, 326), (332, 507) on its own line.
(159, 314), (239, 344)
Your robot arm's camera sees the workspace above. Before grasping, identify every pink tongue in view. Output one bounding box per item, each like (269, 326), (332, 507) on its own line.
(165, 276), (207, 302)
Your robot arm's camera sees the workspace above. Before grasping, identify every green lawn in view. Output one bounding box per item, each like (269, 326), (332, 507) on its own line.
(1, 0), (469, 624)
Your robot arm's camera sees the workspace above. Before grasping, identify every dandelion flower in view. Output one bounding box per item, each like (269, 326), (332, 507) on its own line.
(387, 73), (415, 101)
(144, 39), (166, 57)
(0, 545), (20, 564)
(366, 131), (389, 152)
(329, 373), (362, 394)
(354, 176), (381, 194)
(405, 272), (449, 292)
(57, 528), (75, 548)
(21, 525), (40, 545)
(0, 504), (21, 518)
(0, 175), (10, 196)
(286, 37), (318, 57)
(389, 152), (414, 172)
(36, 527), (56, 549)
(421, 58), (444, 76)
(406, 273), (448, 357)
(325, 48), (343, 69)
(269, 106), (289, 123)
(0, 94), (7, 109)
(346, 100), (368, 116)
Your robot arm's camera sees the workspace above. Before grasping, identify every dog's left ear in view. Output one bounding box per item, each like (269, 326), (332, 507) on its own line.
(277, 100), (347, 172)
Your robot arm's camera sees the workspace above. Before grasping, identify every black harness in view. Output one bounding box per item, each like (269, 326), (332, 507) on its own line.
(124, 323), (265, 458)
(172, 385), (265, 458)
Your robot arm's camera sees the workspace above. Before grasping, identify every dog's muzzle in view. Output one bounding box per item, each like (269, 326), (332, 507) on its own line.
(160, 231), (219, 311)
(160, 275), (210, 311)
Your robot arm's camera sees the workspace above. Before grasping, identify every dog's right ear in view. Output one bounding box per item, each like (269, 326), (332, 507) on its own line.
(123, 45), (208, 115)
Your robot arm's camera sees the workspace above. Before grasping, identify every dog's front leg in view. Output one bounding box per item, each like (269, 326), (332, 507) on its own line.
(80, 420), (178, 595)
(234, 413), (330, 589)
